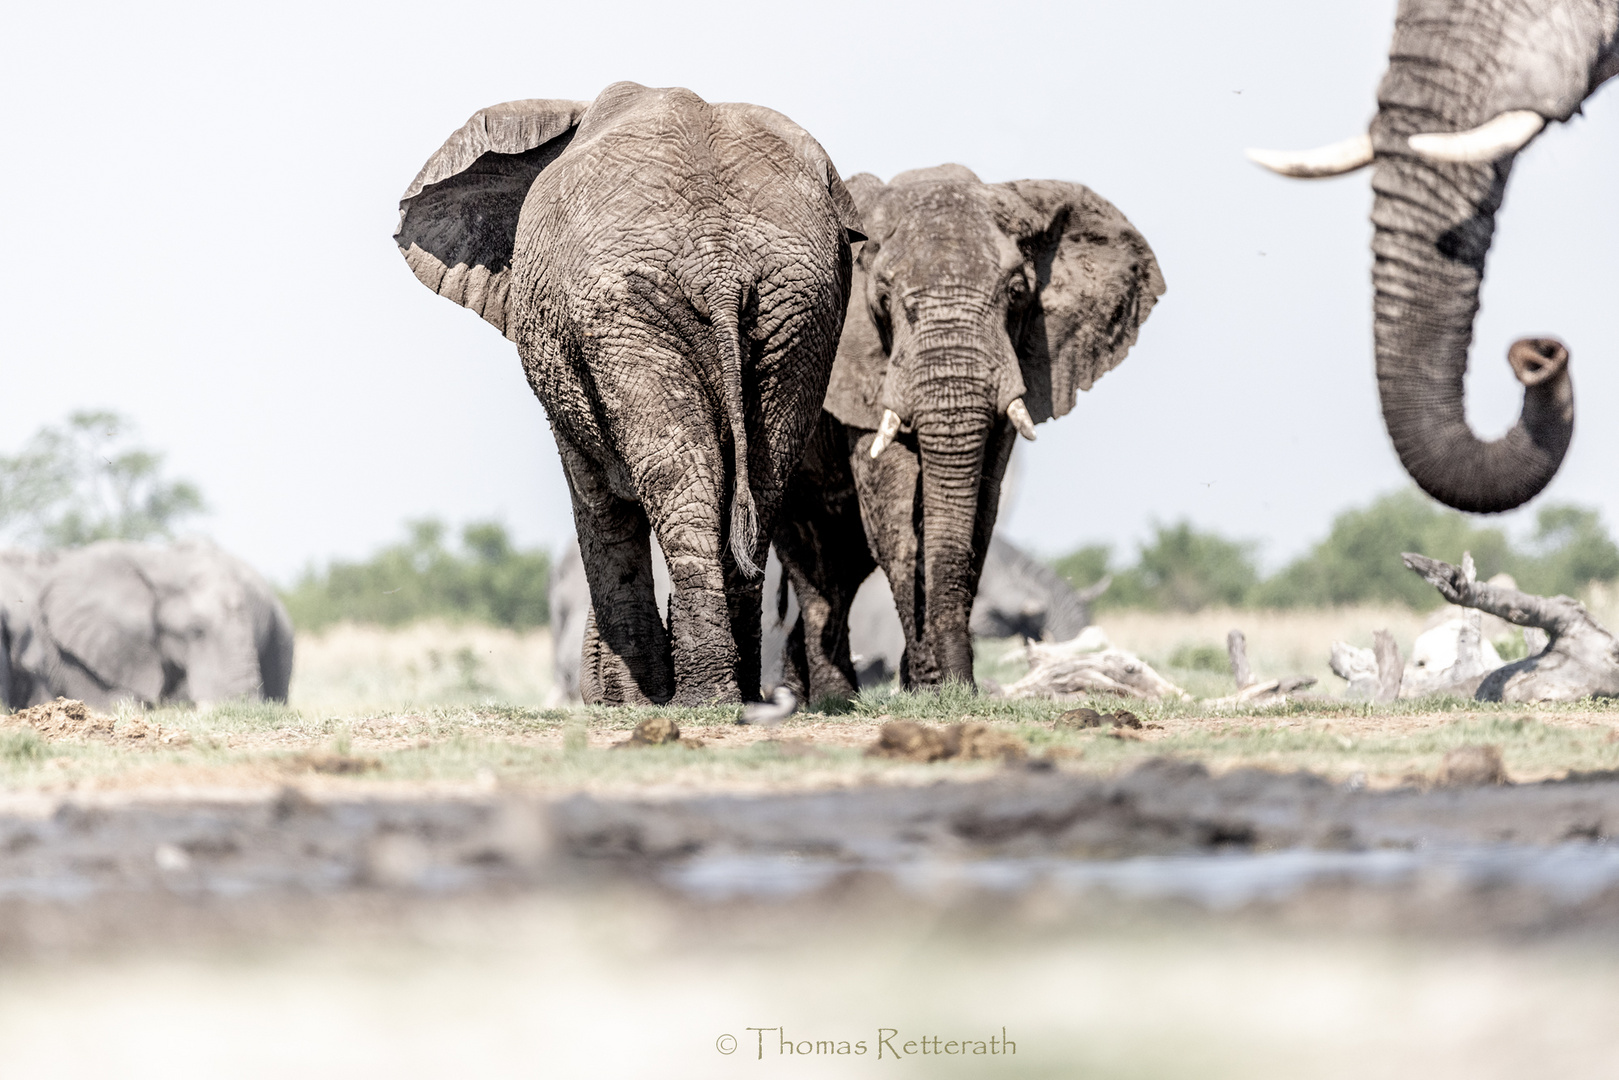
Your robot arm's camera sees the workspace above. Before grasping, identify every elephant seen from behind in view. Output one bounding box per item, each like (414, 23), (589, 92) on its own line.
(397, 82), (862, 706)
(774, 165), (1163, 701)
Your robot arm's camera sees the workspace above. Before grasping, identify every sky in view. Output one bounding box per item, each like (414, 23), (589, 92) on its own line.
(2, 0), (1616, 581)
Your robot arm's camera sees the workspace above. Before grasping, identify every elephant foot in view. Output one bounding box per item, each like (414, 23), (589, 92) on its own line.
(581, 610), (671, 705)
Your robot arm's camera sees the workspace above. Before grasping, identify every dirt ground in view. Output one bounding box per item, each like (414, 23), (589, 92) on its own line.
(8, 687), (1619, 1077)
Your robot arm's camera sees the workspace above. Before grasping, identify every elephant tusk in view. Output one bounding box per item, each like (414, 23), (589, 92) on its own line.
(869, 408), (903, 459)
(1006, 398), (1037, 442)
(1407, 110), (1545, 164)
(1245, 134), (1374, 178)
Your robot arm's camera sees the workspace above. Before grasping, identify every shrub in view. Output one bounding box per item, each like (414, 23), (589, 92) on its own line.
(282, 519), (550, 632)
(0, 411), (203, 546)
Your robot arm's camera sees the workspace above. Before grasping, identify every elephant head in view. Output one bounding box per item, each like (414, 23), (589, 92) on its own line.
(1252, 0), (1619, 512)
(826, 166), (1162, 683)
(35, 540), (293, 708)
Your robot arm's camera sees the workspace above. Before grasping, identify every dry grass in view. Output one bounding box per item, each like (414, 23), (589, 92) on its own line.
(5, 609), (1617, 799)
(5, 687), (1619, 799)
(288, 621), (555, 710)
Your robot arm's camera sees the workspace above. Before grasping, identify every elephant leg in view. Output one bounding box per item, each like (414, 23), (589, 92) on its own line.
(774, 415), (874, 703)
(562, 441), (673, 706)
(847, 428), (932, 688)
(643, 446), (747, 707)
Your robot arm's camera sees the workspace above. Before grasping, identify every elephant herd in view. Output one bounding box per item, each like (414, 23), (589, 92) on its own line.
(398, 82), (1164, 706)
(7, 3), (1602, 714)
(400, 0), (1617, 707)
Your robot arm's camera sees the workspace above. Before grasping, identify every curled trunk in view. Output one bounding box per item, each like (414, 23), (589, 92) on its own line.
(1370, 116), (1574, 514)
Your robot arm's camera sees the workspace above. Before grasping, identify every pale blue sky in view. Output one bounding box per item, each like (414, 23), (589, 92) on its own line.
(3, 0), (1615, 579)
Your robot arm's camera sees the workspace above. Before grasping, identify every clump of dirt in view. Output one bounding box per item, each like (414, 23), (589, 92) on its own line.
(955, 722), (1029, 762)
(1057, 707), (1142, 730)
(6, 697), (195, 747)
(289, 752), (382, 775)
(9, 697), (115, 740)
(612, 716), (704, 750)
(866, 721), (1027, 764)
(1437, 744), (1508, 787)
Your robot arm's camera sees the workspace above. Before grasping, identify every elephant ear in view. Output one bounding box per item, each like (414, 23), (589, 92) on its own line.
(821, 173), (890, 431)
(395, 99), (590, 339)
(37, 543), (164, 704)
(993, 180), (1165, 424)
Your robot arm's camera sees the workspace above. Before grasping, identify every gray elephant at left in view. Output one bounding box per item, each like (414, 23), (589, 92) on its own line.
(396, 82), (862, 705)
(0, 540), (293, 710)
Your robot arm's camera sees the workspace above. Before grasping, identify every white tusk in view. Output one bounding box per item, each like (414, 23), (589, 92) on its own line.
(1245, 134), (1374, 179)
(1408, 110), (1545, 164)
(869, 408), (902, 459)
(1006, 398), (1037, 442)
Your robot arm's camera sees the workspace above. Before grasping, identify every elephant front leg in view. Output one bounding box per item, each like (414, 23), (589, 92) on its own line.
(848, 428), (934, 687)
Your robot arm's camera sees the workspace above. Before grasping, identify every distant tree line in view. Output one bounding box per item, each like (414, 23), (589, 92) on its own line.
(281, 519), (551, 632)
(0, 411), (203, 546)
(1052, 490), (1619, 612)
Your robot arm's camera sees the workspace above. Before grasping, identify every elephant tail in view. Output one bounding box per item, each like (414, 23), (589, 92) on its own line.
(710, 280), (761, 579)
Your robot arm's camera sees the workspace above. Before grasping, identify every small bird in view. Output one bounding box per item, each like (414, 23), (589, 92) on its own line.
(740, 685), (798, 727)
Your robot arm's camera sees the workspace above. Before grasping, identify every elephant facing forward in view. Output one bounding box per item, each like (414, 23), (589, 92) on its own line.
(397, 82), (862, 705)
(775, 165), (1163, 700)
(1253, 0), (1619, 513)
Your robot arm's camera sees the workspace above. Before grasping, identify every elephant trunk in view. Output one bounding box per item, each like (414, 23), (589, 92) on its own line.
(1370, 119), (1574, 514)
(910, 322), (1001, 685)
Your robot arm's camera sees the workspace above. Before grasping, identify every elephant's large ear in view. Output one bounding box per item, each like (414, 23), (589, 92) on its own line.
(992, 181), (1165, 423)
(37, 544), (165, 704)
(819, 174), (889, 430)
(395, 99), (590, 338)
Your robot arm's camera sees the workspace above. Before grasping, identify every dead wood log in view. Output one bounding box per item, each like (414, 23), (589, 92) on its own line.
(1227, 629), (1254, 689)
(1373, 629), (1403, 704)
(1403, 552), (1619, 703)
(1329, 641), (1380, 700)
(1004, 645), (1188, 701)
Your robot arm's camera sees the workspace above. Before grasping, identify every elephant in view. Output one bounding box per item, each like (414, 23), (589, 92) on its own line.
(0, 540), (293, 710)
(1251, 0), (1619, 513)
(396, 82), (862, 706)
(772, 164), (1163, 700)
(0, 550), (58, 709)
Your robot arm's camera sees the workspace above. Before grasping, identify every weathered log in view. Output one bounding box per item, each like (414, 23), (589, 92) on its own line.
(1329, 641), (1380, 700)
(1403, 553), (1619, 702)
(1004, 644), (1188, 701)
(1227, 629), (1254, 689)
(1372, 629), (1403, 704)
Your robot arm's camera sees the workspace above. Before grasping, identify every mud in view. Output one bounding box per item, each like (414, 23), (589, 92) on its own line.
(7, 759), (1619, 948)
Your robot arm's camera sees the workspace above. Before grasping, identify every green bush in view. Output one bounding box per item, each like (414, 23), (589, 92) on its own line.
(1049, 489), (1619, 613)
(282, 519), (551, 632)
(1056, 522), (1259, 612)
(1255, 490), (1515, 610)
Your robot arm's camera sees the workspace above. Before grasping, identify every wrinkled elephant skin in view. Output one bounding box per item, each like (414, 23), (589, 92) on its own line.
(774, 165), (1162, 700)
(397, 82), (861, 706)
